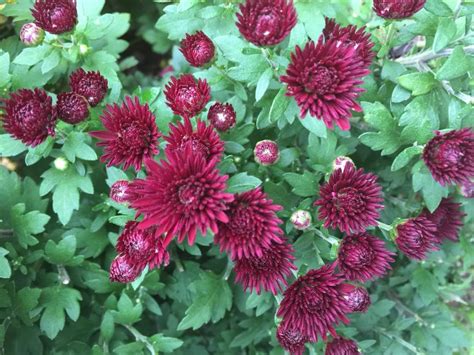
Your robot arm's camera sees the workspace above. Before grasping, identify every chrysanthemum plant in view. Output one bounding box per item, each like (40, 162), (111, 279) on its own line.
(0, 0), (472, 354)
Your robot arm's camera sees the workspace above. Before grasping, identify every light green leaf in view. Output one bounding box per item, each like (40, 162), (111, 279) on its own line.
(436, 46), (471, 81)
(391, 146), (423, 171)
(0, 248), (11, 279)
(255, 68), (272, 102)
(227, 173), (262, 193)
(433, 17), (457, 52)
(283, 171), (319, 197)
(0, 52), (11, 87)
(10, 203), (50, 248)
(398, 72), (437, 96)
(0, 134), (27, 157)
(62, 132), (97, 163)
(150, 334), (184, 353)
(269, 87), (291, 123)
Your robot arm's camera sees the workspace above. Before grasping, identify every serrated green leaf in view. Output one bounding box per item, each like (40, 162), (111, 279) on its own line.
(436, 46), (471, 81)
(62, 132), (97, 163)
(10, 203), (50, 248)
(398, 72), (437, 96)
(413, 170), (449, 212)
(0, 52), (11, 87)
(433, 17), (457, 52)
(0, 134), (27, 157)
(283, 171), (318, 197)
(391, 146), (423, 171)
(45, 235), (77, 265)
(150, 334), (184, 353)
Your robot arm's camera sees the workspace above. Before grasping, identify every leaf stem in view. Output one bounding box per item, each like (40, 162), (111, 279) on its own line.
(123, 324), (156, 355)
(376, 327), (424, 355)
(396, 45), (474, 66)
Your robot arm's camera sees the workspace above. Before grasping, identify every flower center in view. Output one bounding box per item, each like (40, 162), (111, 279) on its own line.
(305, 65), (339, 95)
(229, 207), (255, 237)
(345, 289), (364, 309)
(334, 187), (365, 214)
(177, 181), (204, 208)
(255, 8), (279, 38)
(179, 136), (210, 158)
(18, 101), (44, 128)
(436, 142), (463, 166)
(345, 244), (374, 267)
(120, 123), (150, 153)
(192, 41), (212, 60)
(177, 86), (199, 106)
(49, 7), (67, 28)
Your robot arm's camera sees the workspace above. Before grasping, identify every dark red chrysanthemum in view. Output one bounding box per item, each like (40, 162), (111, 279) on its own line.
(254, 140), (280, 166)
(325, 337), (360, 355)
(129, 147), (233, 246)
(340, 284), (371, 313)
(109, 254), (141, 283)
(164, 117), (224, 162)
(90, 96), (160, 171)
(423, 129), (474, 186)
(32, 0), (77, 35)
(236, 0), (297, 47)
(214, 188), (284, 260)
(164, 74), (211, 119)
(69, 69), (108, 107)
(281, 40), (369, 131)
(373, 0), (426, 19)
(116, 221), (170, 270)
(395, 216), (438, 260)
(323, 18), (375, 68)
(234, 239), (296, 294)
(180, 31), (215, 67)
(57, 92), (89, 124)
(110, 180), (132, 203)
(420, 197), (465, 242)
(315, 164), (384, 234)
(337, 232), (394, 282)
(461, 181), (474, 198)
(207, 102), (236, 132)
(1, 88), (56, 147)
(277, 264), (350, 342)
(276, 325), (308, 355)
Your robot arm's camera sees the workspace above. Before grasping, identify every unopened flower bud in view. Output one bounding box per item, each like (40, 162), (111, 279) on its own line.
(20, 23), (45, 46)
(254, 140), (279, 166)
(290, 210), (312, 230)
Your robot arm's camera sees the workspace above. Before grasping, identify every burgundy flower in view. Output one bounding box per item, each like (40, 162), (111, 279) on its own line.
(281, 40), (369, 131)
(461, 181), (474, 198)
(180, 31), (215, 67)
(340, 284), (371, 313)
(214, 188), (284, 260)
(373, 0), (426, 19)
(116, 221), (169, 270)
(56, 92), (89, 124)
(110, 180), (132, 203)
(337, 232), (395, 282)
(395, 216), (438, 260)
(164, 74), (211, 119)
(315, 164), (384, 234)
(423, 129), (474, 186)
(207, 102), (236, 132)
(1, 88), (56, 147)
(164, 117), (224, 162)
(325, 337), (360, 355)
(20, 23), (45, 46)
(234, 239), (296, 294)
(109, 254), (141, 283)
(277, 264), (350, 342)
(323, 18), (375, 68)
(276, 325), (308, 355)
(90, 96), (160, 171)
(254, 140), (280, 166)
(129, 147), (234, 246)
(421, 197), (465, 242)
(236, 0), (297, 47)
(69, 69), (108, 107)
(32, 0), (77, 35)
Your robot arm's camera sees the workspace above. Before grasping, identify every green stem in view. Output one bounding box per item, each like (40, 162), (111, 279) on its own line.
(123, 325), (156, 355)
(223, 257), (233, 280)
(377, 222), (393, 232)
(376, 327), (424, 355)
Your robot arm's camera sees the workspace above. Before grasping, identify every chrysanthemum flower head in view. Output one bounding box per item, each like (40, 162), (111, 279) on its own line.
(276, 325), (308, 355)
(109, 254), (141, 283)
(340, 284), (371, 313)
(207, 102), (236, 132)
(373, 0), (426, 19)
(180, 31), (215, 67)
(395, 216), (438, 260)
(32, 0), (77, 34)
(420, 197), (465, 242)
(69, 69), (108, 107)
(325, 337), (360, 355)
(57, 92), (89, 124)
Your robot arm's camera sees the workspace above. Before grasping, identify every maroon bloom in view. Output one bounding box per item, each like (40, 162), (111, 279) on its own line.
(129, 147), (234, 246)
(325, 337), (360, 355)
(164, 117), (224, 162)
(32, 0), (77, 35)
(116, 221), (170, 270)
(164, 74), (211, 119)
(337, 232), (395, 282)
(395, 216), (438, 260)
(1, 88), (56, 147)
(20, 23), (45, 46)
(236, 0), (297, 47)
(373, 0), (426, 19)
(340, 284), (371, 313)
(56, 92), (89, 124)
(281, 40), (369, 131)
(90, 96), (160, 171)
(276, 325), (308, 355)
(109, 254), (141, 283)
(234, 239), (296, 294)
(323, 18), (375, 68)
(207, 102), (236, 132)
(461, 181), (474, 198)
(214, 188), (284, 260)
(421, 197), (465, 242)
(180, 31), (215, 67)
(423, 129), (474, 186)
(110, 180), (132, 203)
(254, 140), (280, 166)
(315, 164), (384, 234)
(69, 69), (108, 107)
(277, 264), (350, 342)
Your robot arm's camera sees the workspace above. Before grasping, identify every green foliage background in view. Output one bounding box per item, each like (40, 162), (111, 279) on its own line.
(0, 0), (473, 354)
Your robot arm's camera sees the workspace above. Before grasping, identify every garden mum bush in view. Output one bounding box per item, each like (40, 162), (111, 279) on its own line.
(0, 0), (473, 354)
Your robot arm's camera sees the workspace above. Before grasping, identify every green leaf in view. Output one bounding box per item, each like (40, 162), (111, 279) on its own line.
(111, 293), (143, 325)
(62, 132), (98, 163)
(45, 235), (77, 265)
(436, 46), (471, 81)
(0, 248), (11, 279)
(413, 169), (449, 212)
(41, 49), (60, 74)
(227, 55), (268, 85)
(155, 4), (204, 40)
(283, 171), (318, 197)
(13, 45), (51, 66)
(295, 3), (325, 41)
(399, 95), (439, 144)
(299, 116), (327, 138)
(0, 52), (11, 87)
(150, 334), (184, 353)
(269, 87), (291, 123)
(425, 0), (453, 16)
(0, 134), (27, 157)
(398, 72), (437, 96)
(391, 146), (423, 171)
(10, 203), (50, 248)
(255, 68), (272, 102)
(177, 271), (232, 330)
(433, 17), (457, 52)
(15, 287), (41, 324)
(227, 173), (262, 193)
(411, 267), (438, 305)
(100, 311), (115, 341)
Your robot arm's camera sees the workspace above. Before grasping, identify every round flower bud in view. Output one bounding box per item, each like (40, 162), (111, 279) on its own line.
(340, 284), (371, 313)
(461, 181), (474, 198)
(69, 69), (108, 107)
(54, 157), (68, 171)
(109, 254), (141, 283)
(254, 140), (280, 166)
(290, 210), (312, 230)
(333, 156), (354, 171)
(57, 92), (89, 124)
(207, 102), (236, 132)
(110, 180), (131, 203)
(20, 23), (45, 46)
(180, 31), (215, 67)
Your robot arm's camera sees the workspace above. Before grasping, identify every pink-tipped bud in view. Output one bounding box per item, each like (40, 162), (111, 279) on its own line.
(254, 140), (280, 166)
